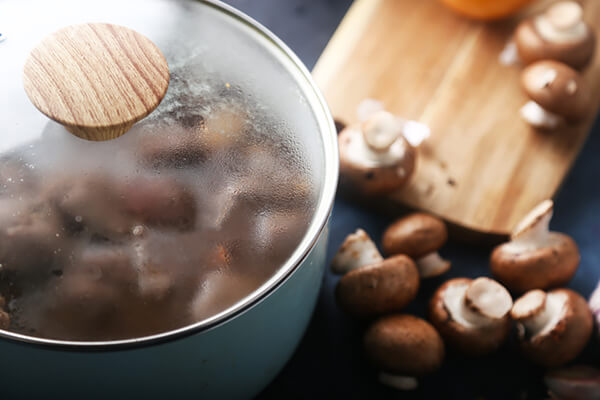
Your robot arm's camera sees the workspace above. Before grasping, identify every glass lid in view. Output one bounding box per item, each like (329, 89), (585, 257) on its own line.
(0, 0), (337, 345)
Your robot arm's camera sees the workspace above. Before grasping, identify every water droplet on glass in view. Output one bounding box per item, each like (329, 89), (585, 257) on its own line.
(75, 215), (83, 223)
(0, 33), (5, 43)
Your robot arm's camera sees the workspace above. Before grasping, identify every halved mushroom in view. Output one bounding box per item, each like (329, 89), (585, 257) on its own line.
(429, 277), (513, 356)
(331, 229), (419, 317)
(520, 60), (591, 129)
(338, 110), (416, 195)
(382, 213), (450, 278)
(515, 1), (595, 70)
(511, 288), (593, 367)
(490, 200), (579, 293)
(364, 314), (444, 391)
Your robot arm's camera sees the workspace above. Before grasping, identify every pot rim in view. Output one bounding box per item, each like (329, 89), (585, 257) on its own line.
(0, 0), (338, 350)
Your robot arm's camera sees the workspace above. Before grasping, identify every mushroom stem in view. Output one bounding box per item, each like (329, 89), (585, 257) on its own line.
(443, 278), (512, 328)
(536, 2), (587, 44)
(513, 291), (568, 337)
(378, 372), (418, 391)
(362, 111), (404, 152)
(415, 252), (450, 278)
(511, 199), (553, 244)
(520, 101), (564, 129)
(330, 229), (384, 275)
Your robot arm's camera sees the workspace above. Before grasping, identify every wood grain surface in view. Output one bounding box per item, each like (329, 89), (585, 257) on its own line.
(313, 0), (600, 237)
(23, 23), (169, 141)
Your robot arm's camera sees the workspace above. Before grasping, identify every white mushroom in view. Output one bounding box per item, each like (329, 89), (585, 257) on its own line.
(330, 229), (384, 275)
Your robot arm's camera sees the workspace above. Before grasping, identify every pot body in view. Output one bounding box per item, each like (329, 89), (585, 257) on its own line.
(0, 223), (328, 400)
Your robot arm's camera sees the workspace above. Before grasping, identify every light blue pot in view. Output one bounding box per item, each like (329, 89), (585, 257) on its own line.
(2, 224), (329, 400)
(0, 1), (338, 398)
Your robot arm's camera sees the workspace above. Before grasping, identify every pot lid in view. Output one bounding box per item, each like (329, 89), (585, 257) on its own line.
(0, 0), (337, 345)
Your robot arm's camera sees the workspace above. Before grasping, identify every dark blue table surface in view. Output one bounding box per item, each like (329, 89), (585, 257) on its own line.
(224, 1), (600, 398)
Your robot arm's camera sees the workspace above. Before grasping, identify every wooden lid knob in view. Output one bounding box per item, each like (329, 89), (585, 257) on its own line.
(23, 23), (169, 141)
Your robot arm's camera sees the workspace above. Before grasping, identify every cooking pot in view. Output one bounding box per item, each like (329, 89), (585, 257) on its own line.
(0, 0), (338, 398)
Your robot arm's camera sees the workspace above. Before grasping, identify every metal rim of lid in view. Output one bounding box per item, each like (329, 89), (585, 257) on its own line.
(0, 0), (339, 350)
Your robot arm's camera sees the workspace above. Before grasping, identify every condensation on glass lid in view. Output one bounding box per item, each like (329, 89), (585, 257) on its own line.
(0, 74), (317, 341)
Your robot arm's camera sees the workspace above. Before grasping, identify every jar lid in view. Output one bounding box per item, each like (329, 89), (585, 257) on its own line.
(0, 0), (337, 345)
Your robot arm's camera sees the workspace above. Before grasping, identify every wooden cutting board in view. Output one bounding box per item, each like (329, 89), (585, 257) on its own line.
(313, 0), (600, 238)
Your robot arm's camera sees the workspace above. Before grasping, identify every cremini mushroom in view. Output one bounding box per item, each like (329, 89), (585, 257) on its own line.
(520, 60), (592, 129)
(336, 255), (419, 318)
(515, 1), (595, 70)
(589, 280), (600, 335)
(511, 288), (593, 367)
(330, 229), (384, 275)
(490, 199), (579, 293)
(364, 314), (444, 391)
(331, 229), (419, 317)
(338, 110), (416, 195)
(429, 277), (513, 356)
(382, 213), (451, 278)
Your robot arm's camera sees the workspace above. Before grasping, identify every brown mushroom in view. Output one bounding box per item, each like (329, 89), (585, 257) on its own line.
(364, 314), (444, 390)
(490, 200), (579, 293)
(338, 110), (416, 195)
(382, 213), (451, 278)
(330, 229), (384, 275)
(331, 229), (419, 317)
(520, 60), (592, 129)
(429, 277), (513, 356)
(336, 255), (419, 318)
(511, 288), (593, 367)
(515, 1), (595, 70)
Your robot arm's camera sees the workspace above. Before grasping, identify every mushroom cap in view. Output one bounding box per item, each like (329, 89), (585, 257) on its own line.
(335, 255), (419, 318)
(382, 213), (447, 258)
(428, 278), (512, 356)
(338, 126), (416, 196)
(514, 5), (595, 70)
(521, 60), (591, 121)
(364, 314), (444, 376)
(490, 232), (579, 293)
(517, 289), (593, 367)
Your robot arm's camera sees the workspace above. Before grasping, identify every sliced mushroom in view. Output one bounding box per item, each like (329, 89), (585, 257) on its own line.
(520, 60), (591, 129)
(515, 1), (595, 70)
(382, 213), (450, 278)
(429, 277), (513, 356)
(364, 314), (444, 391)
(338, 110), (416, 195)
(336, 255), (419, 318)
(490, 200), (579, 293)
(512, 288), (593, 367)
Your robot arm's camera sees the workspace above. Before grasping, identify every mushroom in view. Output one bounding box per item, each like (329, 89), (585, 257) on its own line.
(545, 365), (600, 400)
(382, 213), (451, 278)
(338, 110), (416, 195)
(331, 229), (420, 317)
(428, 277), (513, 356)
(330, 229), (384, 275)
(364, 314), (444, 390)
(589, 280), (600, 335)
(490, 199), (579, 293)
(336, 255), (419, 318)
(511, 288), (593, 367)
(515, 1), (595, 70)
(520, 60), (591, 129)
